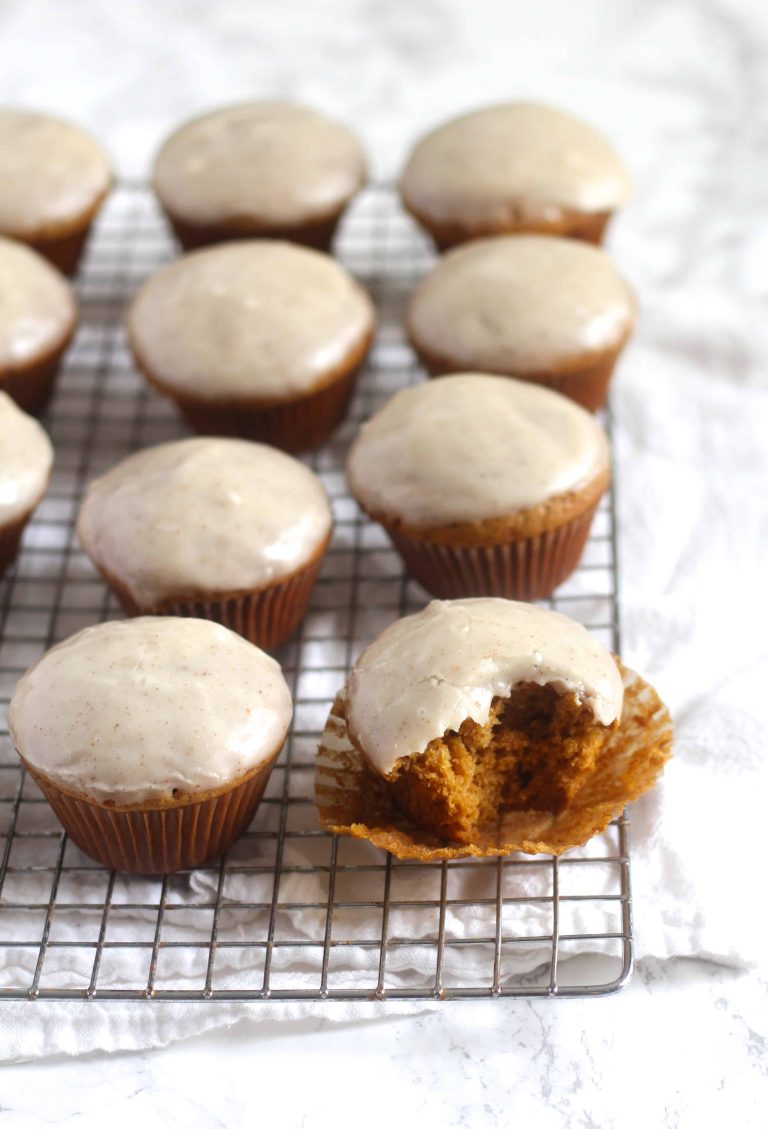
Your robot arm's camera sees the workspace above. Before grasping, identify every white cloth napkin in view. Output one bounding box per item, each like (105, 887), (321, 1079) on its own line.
(613, 303), (768, 971)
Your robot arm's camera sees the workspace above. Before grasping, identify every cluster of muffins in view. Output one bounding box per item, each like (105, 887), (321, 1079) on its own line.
(1, 98), (671, 874)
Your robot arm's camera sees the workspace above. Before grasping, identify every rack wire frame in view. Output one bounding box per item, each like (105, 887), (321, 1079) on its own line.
(0, 183), (632, 1002)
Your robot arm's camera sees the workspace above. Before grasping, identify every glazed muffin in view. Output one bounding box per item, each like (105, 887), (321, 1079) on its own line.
(0, 391), (54, 576)
(400, 102), (630, 250)
(128, 241), (375, 452)
(0, 109), (112, 274)
(317, 602), (674, 860)
(0, 236), (77, 414)
(8, 617), (293, 873)
(153, 101), (367, 251)
(347, 374), (609, 600)
(77, 437), (332, 650)
(407, 235), (634, 411)
(344, 598), (624, 845)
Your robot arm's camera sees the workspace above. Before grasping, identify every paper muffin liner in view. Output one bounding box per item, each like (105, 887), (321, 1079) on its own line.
(29, 226), (92, 277)
(157, 366), (360, 454)
(0, 512), (31, 579)
(416, 349), (623, 413)
(164, 210), (344, 253)
(0, 351), (67, 416)
(379, 502), (599, 602)
(525, 353), (621, 413)
(100, 544), (328, 651)
(403, 205), (612, 253)
(22, 753), (279, 874)
(25, 190), (110, 276)
(315, 662), (673, 861)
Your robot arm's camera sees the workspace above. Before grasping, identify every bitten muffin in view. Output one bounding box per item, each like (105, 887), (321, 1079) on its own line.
(8, 617), (293, 873)
(0, 391), (54, 576)
(344, 599), (624, 845)
(128, 240), (375, 451)
(400, 102), (630, 250)
(407, 235), (634, 411)
(77, 437), (333, 649)
(348, 374), (609, 600)
(0, 109), (112, 274)
(0, 236), (77, 414)
(152, 101), (367, 251)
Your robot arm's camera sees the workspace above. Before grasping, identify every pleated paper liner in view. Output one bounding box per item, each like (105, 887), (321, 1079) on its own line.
(97, 540), (329, 651)
(139, 360), (366, 455)
(315, 662), (673, 861)
(28, 225), (93, 277)
(413, 343), (627, 411)
(164, 209), (345, 254)
(0, 512), (33, 579)
(0, 348), (71, 415)
(401, 203), (613, 253)
(380, 502), (599, 602)
(22, 752), (280, 874)
(26, 191), (111, 276)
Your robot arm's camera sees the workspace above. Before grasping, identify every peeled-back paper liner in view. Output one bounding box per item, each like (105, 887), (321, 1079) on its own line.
(315, 662), (673, 861)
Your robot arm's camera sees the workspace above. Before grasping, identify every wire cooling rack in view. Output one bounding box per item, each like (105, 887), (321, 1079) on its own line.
(0, 184), (631, 1002)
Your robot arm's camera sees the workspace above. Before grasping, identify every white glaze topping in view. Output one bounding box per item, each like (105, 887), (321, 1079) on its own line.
(0, 110), (111, 236)
(0, 236), (77, 369)
(347, 374), (609, 526)
(153, 101), (366, 226)
(408, 235), (634, 372)
(77, 437), (332, 605)
(128, 240), (375, 400)
(9, 617), (293, 805)
(400, 102), (630, 226)
(346, 598), (624, 775)
(0, 391), (53, 522)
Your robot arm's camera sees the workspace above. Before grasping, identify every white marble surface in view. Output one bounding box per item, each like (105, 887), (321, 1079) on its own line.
(0, 963), (766, 1127)
(1, 0), (767, 1123)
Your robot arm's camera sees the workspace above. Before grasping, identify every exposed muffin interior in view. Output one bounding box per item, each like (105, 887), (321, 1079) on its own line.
(387, 683), (612, 844)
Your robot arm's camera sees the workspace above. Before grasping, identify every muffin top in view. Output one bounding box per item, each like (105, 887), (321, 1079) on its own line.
(347, 374), (609, 527)
(407, 235), (634, 374)
(9, 617), (293, 805)
(153, 101), (366, 227)
(0, 391), (54, 522)
(347, 598), (624, 774)
(128, 240), (375, 401)
(0, 237), (77, 370)
(0, 110), (111, 238)
(400, 102), (630, 229)
(77, 437), (333, 604)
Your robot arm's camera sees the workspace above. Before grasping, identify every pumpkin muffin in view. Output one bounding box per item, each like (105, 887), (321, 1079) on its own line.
(407, 235), (634, 411)
(77, 437), (332, 650)
(0, 236), (77, 414)
(128, 240), (375, 451)
(8, 617), (293, 873)
(0, 391), (54, 577)
(0, 109), (112, 274)
(400, 102), (630, 250)
(153, 100), (367, 251)
(317, 605), (673, 860)
(343, 598), (624, 845)
(347, 374), (610, 600)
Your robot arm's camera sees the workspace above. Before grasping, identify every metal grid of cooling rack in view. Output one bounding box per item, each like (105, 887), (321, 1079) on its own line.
(0, 183), (632, 1002)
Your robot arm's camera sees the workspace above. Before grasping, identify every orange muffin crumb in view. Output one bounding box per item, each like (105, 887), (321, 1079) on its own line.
(388, 684), (612, 844)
